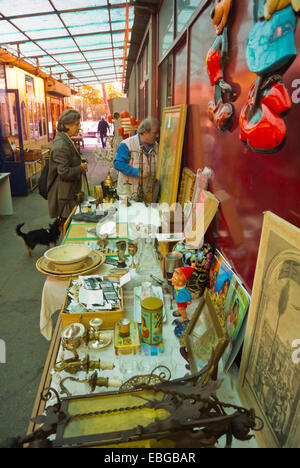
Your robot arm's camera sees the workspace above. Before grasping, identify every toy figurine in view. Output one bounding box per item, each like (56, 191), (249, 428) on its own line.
(206, 0), (236, 132)
(169, 266), (194, 338)
(241, 1), (297, 153)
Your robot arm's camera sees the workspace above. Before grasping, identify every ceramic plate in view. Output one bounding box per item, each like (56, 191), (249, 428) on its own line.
(36, 251), (105, 278)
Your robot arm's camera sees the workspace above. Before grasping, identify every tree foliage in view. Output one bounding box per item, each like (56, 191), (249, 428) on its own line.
(78, 85), (103, 105)
(78, 83), (123, 105)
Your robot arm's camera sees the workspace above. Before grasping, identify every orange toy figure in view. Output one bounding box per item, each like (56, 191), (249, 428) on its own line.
(211, 0), (232, 35)
(170, 267), (194, 324)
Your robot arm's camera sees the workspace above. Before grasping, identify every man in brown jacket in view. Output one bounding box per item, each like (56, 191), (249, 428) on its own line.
(47, 110), (87, 224)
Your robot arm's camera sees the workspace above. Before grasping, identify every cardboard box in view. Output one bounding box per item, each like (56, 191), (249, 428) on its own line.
(60, 278), (124, 330)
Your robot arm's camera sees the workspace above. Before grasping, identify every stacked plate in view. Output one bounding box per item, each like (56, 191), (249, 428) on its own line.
(36, 247), (106, 278)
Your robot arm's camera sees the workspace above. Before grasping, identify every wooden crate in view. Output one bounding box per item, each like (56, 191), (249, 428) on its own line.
(15, 149), (42, 162)
(60, 278), (124, 330)
(24, 149), (42, 161)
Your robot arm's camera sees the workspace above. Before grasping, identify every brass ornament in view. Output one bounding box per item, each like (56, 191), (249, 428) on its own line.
(128, 240), (138, 268)
(60, 371), (122, 397)
(54, 353), (114, 374)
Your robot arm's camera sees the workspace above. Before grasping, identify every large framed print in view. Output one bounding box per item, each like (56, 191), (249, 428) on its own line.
(156, 105), (187, 207)
(238, 211), (300, 448)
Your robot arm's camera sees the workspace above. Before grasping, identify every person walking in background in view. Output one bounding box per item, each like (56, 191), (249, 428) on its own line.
(97, 117), (110, 148)
(47, 109), (88, 226)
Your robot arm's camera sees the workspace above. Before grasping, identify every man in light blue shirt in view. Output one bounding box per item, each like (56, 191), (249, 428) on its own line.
(113, 117), (159, 199)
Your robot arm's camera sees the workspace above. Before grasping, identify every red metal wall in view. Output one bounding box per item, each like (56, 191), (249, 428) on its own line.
(174, 2), (300, 293)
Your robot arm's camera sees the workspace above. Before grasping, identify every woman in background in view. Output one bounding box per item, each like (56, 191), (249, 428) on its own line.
(47, 109), (87, 225)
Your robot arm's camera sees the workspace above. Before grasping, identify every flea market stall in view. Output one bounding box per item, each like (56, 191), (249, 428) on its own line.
(23, 194), (262, 449)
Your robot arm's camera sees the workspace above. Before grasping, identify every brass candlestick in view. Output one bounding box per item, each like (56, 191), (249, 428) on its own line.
(128, 240), (138, 269)
(61, 323), (86, 360)
(54, 353), (114, 374)
(88, 318), (105, 350)
(74, 191), (84, 213)
(116, 240), (127, 268)
(97, 236), (109, 253)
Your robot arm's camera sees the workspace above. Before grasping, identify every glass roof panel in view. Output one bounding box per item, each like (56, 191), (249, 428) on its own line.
(0, 0), (133, 86)
(0, 20), (27, 42)
(112, 49), (124, 58)
(37, 56), (58, 66)
(61, 10), (110, 35)
(68, 59), (123, 70)
(62, 64), (120, 75)
(72, 69), (96, 78)
(50, 63), (85, 72)
(112, 32), (125, 46)
(12, 15), (65, 40)
(51, 52), (86, 63)
(36, 37), (78, 53)
(0, 0), (53, 16)
(84, 49), (122, 60)
(19, 42), (46, 56)
(75, 34), (112, 50)
(55, 60), (123, 75)
(71, 77), (122, 85)
(95, 67), (118, 75)
(51, 0), (108, 8)
(109, 0), (128, 4)
(110, 7), (134, 23)
(45, 65), (67, 74)
(111, 18), (134, 31)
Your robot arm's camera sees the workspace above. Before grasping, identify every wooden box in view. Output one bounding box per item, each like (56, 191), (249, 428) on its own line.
(60, 278), (124, 330)
(24, 149), (42, 161)
(15, 149), (42, 162)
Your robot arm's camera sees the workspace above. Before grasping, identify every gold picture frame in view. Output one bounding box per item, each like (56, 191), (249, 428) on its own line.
(183, 290), (229, 378)
(156, 105), (187, 207)
(178, 167), (196, 207)
(238, 211), (300, 448)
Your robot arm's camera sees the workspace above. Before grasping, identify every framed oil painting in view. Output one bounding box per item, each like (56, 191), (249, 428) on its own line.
(156, 105), (187, 207)
(183, 290), (228, 378)
(178, 167), (196, 207)
(238, 211), (300, 448)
